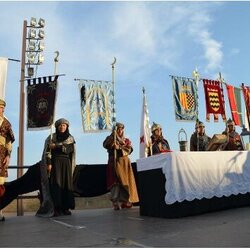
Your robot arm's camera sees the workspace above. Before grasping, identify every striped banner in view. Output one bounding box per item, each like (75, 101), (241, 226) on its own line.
(226, 83), (243, 126)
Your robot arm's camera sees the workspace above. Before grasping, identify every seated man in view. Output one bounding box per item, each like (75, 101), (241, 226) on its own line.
(150, 122), (171, 155)
(190, 121), (211, 151)
(222, 119), (244, 151)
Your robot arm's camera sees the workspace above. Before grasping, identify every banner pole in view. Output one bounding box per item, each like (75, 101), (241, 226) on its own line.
(192, 68), (200, 151)
(111, 57), (117, 173)
(50, 51), (59, 140)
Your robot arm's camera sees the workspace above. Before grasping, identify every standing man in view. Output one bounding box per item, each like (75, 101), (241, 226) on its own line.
(103, 122), (139, 210)
(0, 99), (15, 221)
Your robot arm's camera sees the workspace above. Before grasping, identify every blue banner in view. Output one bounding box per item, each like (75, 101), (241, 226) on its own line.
(172, 76), (198, 121)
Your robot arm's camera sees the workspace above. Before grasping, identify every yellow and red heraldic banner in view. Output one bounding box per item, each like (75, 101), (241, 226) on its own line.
(203, 79), (226, 122)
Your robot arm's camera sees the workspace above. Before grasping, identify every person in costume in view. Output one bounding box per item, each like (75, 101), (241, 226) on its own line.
(190, 121), (211, 151)
(150, 122), (171, 155)
(103, 122), (139, 210)
(43, 118), (76, 216)
(0, 99), (15, 221)
(222, 118), (244, 151)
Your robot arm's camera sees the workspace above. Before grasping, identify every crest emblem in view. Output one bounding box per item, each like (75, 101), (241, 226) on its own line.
(208, 91), (220, 112)
(36, 97), (48, 114)
(179, 85), (195, 111)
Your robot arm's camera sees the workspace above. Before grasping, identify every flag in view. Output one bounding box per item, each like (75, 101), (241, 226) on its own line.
(0, 57), (8, 100)
(203, 79), (226, 122)
(139, 88), (151, 158)
(226, 83), (243, 126)
(27, 75), (58, 130)
(172, 76), (198, 121)
(242, 83), (250, 128)
(78, 79), (114, 133)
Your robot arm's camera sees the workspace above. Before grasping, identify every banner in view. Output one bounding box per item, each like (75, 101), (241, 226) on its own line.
(172, 76), (198, 121)
(27, 75), (58, 130)
(78, 79), (114, 133)
(242, 83), (250, 128)
(226, 84), (243, 126)
(0, 57), (8, 100)
(139, 89), (151, 158)
(203, 79), (226, 122)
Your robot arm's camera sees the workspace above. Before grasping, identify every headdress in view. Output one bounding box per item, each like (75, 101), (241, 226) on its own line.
(0, 99), (6, 107)
(151, 122), (161, 133)
(55, 118), (69, 128)
(226, 118), (235, 126)
(116, 122), (124, 129)
(195, 120), (205, 128)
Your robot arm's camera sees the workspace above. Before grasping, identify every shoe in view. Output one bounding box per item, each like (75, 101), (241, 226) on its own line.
(53, 209), (63, 217)
(0, 216), (5, 221)
(63, 209), (72, 216)
(121, 202), (133, 209)
(113, 203), (120, 210)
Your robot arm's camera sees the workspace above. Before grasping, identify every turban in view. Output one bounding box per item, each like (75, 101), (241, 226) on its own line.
(116, 122), (124, 129)
(0, 99), (6, 107)
(55, 118), (69, 128)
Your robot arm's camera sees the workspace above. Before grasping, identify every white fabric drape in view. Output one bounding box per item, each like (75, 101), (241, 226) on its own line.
(0, 57), (8, 100)
(137, 151), (250, 205)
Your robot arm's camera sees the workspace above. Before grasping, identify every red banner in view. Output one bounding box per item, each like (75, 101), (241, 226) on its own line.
(203, 79), (226, 122)
(242, 83), (250, 128)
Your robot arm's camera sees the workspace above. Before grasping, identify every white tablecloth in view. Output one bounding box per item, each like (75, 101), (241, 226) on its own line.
(136, 151), (250, 204)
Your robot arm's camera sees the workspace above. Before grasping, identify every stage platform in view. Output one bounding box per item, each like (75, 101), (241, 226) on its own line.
(1, 206), (250, 247)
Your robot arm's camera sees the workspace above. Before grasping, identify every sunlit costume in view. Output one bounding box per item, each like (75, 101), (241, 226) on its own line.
(190, 121), (211, 151)
(0, 99), (15, 221)
(103, 122), (139, 210)
(150, 122), (170, 155)
(222, 119), (244, 151)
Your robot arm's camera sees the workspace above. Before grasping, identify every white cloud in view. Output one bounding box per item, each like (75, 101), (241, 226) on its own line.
(188, 11), (223, 73)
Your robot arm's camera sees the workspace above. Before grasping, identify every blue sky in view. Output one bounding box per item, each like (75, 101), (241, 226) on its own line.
(1, 1), (250, 180)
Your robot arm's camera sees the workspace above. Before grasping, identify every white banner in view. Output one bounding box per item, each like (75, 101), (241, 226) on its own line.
(139, 89), (151, 158)
(0, 57), (8, 100)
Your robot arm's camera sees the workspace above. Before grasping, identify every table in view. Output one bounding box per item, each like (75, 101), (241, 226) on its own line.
(136, 151), (250, 218)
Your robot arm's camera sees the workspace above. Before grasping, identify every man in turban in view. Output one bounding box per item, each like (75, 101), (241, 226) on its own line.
(103, 122), (139, 210)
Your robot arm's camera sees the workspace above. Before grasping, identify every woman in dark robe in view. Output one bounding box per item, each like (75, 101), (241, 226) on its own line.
(43, 118), (76, 216)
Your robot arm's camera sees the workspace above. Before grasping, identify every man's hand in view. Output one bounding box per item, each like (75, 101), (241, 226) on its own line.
(47, 164), (52, 173)
(49, 143), (56, 149)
